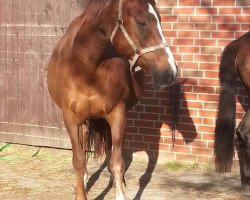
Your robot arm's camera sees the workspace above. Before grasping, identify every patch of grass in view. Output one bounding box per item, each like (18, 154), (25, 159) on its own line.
(164, 161), (213, 171)
(0, 155), (21, 161)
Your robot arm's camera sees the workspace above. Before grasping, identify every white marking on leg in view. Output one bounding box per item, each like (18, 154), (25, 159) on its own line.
(84, 172), (88, 189)
(148, 4), (177, 76)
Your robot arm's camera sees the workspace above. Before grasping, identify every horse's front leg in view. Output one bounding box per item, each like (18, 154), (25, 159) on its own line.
(107, 106), (126, 200)
(80, 124), (89, 189)
(63, 111), (87, 200)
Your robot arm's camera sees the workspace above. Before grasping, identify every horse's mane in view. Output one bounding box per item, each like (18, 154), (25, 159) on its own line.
(66, 0), (159, 31)
(66, 0), (110, 32)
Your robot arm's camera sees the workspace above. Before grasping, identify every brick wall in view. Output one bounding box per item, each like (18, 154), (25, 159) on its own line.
(1, 0), (250, 165)
(124, 0), (250, 164)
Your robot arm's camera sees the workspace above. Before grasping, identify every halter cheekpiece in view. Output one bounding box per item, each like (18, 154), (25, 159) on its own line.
(110, 0), (169, 72)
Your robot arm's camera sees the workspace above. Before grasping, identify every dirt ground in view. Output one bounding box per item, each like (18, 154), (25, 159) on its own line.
(0, 143), (249, 200)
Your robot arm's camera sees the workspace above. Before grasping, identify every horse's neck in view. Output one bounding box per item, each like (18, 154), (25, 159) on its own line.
(72, 29), (108, 68)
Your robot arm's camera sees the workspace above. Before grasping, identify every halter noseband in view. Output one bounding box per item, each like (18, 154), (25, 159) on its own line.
(110, 0), (169, 72)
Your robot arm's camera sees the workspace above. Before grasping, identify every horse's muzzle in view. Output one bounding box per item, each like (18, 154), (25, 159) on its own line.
(152, 66), (178, 87)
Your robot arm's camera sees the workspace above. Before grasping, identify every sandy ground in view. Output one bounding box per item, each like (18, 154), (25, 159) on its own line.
(0, 143), (249, 200)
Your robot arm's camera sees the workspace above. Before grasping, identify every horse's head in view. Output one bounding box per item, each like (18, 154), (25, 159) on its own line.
(110, 0), (178, 87)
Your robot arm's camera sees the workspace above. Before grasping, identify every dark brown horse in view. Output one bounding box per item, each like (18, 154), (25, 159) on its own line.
(215, 31), (250, 186)
(47, 0), (178, 199)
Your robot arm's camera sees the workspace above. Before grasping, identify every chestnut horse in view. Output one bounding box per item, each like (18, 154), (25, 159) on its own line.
(47, 0), (178, 199)
(215, 31), (250, 186)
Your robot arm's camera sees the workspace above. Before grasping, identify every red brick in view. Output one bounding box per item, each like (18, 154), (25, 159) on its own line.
(201, 0), (212, 6)
(134, 120), (154, 128)
(190, 15), (211, 22)
(205, 71), (219, 78)
(195, 39), (216, 46)
(243, 8), (250, 14)
(236, 15), (250, 22)
(178, 16), (189, 22)
(173, 39), (194, 46)
(212, 31), (235, 39)
(156, 143), (170, 151)
(218, 24), (240, 31)
(139, 128), (159, 135)
(139, 113), (159, 121)
(145, 106), (165, 114)
(193, 86), (215, 94)
(200, 63), (219, 70)
(201, 47), (222, 55)
(213, 16), (234, 22)
(183, 55), (194, 61)
(179, 46), (199, 53)
(162, 23), (172, 30)
(194, 55), (217, 62)
(134, 134), (143, 142)
(177, 62), (198, 69)
(207, 141), (214, 148)
(178, 31), (199, 38)
(198, 94), (219, 102)
(182, 101), (203, 109)
(173, 23), (194, 30)
(202, 133), (215, 140)
(196, 8), (218, 15)
(179, 108), (198, 117)
(157, 0), (177, 6)
(199, 78), (219, 86)
(180, 116), (202, 124)
(199, 110), (217, 118)
(217, 39), (233, 47)
(161, 15), (177, 22)
(200, 31), (211, 38)
(191, 147), (213, 156)
(174, 8), (195, 14)
(179, 0), (200, 6)
(125, 133), (134, 141)
(170, 145), (191, 153)
(198, 125), (215, 133)
(219, 8), (241, 14)
(144, 135), (162, 143)
(163, 30), (177, 37)
(204, 102), (218, 110)
(213, 0), (235, 6)
(195, 23), (216, 30)
(203, 118), (214, 126)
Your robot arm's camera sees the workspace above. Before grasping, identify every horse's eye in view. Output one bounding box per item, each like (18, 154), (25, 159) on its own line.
(138, 21), (147, 28)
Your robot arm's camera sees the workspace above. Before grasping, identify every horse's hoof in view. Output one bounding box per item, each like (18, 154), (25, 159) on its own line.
(75, 195), (87, 200)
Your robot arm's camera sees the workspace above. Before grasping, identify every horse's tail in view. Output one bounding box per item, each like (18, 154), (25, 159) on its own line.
(214, 39), (240, 172)
(87, 118), (112, 159)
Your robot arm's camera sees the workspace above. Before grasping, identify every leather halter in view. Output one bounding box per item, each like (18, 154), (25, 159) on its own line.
(110, 0), (169, 72)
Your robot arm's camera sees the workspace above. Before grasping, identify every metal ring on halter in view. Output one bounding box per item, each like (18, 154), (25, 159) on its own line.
(117, 18), (123, 26)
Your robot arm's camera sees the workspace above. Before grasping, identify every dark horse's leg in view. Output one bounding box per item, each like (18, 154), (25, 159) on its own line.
(107, 105), (126, 200)
(236, 108), (250, 186)
(63, 110), (88, 200)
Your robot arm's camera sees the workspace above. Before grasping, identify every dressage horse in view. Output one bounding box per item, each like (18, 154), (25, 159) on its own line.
(214, 31), (250, 186)
(47, 0), (178, 199)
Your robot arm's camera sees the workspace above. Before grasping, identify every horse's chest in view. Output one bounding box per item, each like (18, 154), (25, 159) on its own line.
(70, 92), (116, 120)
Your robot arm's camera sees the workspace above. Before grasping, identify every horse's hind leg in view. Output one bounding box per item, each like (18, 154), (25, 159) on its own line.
(107, 107), (126, 200)
(63, 111), (87, 200)
(236, 108), (250, 186)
